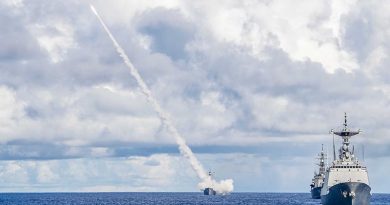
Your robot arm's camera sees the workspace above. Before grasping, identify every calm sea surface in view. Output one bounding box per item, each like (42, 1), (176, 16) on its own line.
(0, 192), (388, 205)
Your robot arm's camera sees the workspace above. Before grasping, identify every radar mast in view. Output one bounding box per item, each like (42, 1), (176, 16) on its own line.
(330, 113), (360, 162)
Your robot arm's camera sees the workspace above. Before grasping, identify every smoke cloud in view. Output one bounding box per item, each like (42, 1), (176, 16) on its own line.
(90, 4), (233, 194)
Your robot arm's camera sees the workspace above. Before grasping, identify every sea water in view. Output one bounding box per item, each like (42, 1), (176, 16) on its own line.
(0, 192), (389, 205)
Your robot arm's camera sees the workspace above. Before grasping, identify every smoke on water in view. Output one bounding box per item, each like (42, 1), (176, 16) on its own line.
(90, 5), (233, 194)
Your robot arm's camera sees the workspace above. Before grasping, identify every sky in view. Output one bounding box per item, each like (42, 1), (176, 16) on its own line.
(1, 0), (390, 193)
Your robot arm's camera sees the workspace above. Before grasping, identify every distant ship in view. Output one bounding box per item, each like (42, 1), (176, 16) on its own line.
(321, 113), (371, 205)
(310, 145), (326, 199)
(203, 187), (216, 195)
(203, 171), (216, 195)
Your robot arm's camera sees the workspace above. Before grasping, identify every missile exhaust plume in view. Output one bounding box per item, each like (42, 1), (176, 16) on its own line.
(90, 4), (233, 194)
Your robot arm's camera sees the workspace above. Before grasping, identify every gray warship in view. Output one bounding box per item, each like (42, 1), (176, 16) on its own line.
(321, 113), (371, 205)
(203, 187), (216, 195)
(203, 171), (216, 195)
(310, 145), (326, 199)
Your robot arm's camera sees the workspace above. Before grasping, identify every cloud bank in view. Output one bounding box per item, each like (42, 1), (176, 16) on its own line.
(1, 0), (390, 192)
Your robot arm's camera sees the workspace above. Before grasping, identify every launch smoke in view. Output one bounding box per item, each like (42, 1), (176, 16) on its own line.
(90, 5), (233, 194)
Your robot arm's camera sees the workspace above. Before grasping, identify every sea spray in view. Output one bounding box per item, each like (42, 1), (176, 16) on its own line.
(90, 5), (233, 194)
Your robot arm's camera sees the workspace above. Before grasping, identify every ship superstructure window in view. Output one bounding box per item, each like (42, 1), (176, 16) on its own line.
(332, 165), (363, 169)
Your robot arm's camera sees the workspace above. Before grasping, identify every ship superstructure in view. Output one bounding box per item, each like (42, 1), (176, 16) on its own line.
(321, 113), (371, 205)
(310, 145), (326, 199)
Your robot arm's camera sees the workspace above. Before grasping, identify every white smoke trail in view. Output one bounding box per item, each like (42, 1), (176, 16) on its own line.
(90, 5), (233, 194)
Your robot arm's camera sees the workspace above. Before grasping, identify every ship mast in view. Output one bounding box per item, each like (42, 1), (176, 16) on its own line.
(318, 144), (326, 175)
(330, 113), (360, 162)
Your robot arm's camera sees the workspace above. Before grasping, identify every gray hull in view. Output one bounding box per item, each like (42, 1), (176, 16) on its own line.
(311, 187), (321, 199)
(321, 182), (371, 205)
(203, 188), (216, 195)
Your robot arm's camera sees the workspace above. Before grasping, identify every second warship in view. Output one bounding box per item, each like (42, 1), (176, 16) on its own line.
(321, 113), (371, 205)
(310, 145), (326, 199)
(203, 171), (217, 195)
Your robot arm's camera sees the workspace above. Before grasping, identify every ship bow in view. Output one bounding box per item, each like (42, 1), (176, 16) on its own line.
(322, 182), (371, 205)
(311, 187), (321, 199)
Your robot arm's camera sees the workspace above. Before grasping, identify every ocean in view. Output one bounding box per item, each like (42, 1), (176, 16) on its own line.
(0, 192), (388, 205)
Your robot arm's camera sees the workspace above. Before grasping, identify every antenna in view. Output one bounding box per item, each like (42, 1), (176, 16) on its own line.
(344, 112), (348, 129)
(332, 131), (336, 161)
(326, 145), (329, 167)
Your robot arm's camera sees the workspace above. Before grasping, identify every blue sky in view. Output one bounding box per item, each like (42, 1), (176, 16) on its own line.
(1, 0), (390, 193)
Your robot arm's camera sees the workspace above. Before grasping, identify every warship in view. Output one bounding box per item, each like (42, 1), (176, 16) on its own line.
(203, 171), (216, 195)
(310, 145), (326, 199)
(203, 187), (216, 195)
(321, 113), (371, 205)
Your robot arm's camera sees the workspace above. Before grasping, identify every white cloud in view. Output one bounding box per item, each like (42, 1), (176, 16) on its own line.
(176, 0), (359, 72)
(90, 147), (111, 157)
(29, 20), (76, 63)
(0, 154), (190, 192)
(3, 0), (390, 147)
(0, 86), (26, 142)
(0, 84), (162, 146)
(0, 161), (29, 184)
(1, 0), (24, 8)
(37, 162), (59, 183)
